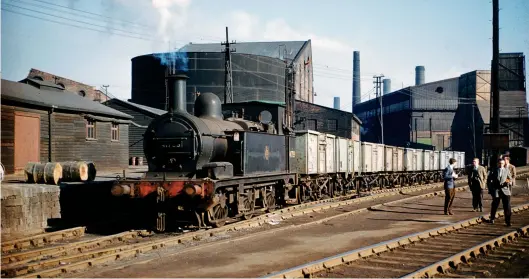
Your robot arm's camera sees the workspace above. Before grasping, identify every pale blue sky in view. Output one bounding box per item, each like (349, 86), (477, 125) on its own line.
(2, 0), (528, 110)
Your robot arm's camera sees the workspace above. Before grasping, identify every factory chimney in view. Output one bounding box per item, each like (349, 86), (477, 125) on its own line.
(333, 97), (340, 110)
(383, 79), (391, 95)
(166, 73), (188, 113)
(415, 66), (425, 86)
(352, 51), (361, 112)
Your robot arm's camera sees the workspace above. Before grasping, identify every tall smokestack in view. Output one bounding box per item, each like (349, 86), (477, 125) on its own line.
(167, 74), (188, 113)
(415, 66), (425, 85)
(333, 97), (340, 110)
(383, 79), (391, 95)
(352, 51), (361, 112)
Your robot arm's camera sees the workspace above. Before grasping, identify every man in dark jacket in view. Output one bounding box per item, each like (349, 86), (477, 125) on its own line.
(443, 158), (458, 215)
(487, 158), (513, 226)
(468, 158), (487, 212)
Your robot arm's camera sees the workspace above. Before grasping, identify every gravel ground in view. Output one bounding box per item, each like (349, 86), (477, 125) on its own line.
(72, 180), (529, 278)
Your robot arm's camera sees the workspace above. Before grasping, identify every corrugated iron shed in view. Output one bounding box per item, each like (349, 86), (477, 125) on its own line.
(1, 79), (132, 120)
(499, 90), (528, 118)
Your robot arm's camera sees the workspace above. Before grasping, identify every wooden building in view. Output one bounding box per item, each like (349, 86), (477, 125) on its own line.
(1, 78), (133, 174)
(103, 99), (166, 163)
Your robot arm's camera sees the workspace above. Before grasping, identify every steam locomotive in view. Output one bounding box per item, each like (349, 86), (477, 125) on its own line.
(111, 74), (466, 232)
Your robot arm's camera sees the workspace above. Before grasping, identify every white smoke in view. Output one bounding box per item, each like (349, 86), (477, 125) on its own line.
(151, 0), (190, 43)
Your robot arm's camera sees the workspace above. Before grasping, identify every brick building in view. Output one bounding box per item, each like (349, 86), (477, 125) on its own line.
(1, 78), (132, 174)
(25, 68), (109, 102)
(294, 100), (362, 140)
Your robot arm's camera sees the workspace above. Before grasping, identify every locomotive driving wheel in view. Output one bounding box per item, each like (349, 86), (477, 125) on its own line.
(240, 193), (255, 220)
(206, 193), (229, 228)
(265, 191), (276, 212)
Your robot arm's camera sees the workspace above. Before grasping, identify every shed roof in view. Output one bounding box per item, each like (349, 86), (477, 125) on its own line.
(179, 41), (309, 61)
(1, 79), (132, 119)
(104, 98), (167, 117)
(296, 99), (362, 125)
(20, 78), (64, 91)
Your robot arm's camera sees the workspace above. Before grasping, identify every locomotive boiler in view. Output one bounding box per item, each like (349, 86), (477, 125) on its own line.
(111, 74), (297, 231)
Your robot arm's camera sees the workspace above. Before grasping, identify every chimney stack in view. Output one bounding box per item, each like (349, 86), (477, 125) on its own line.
(352, 51), (361, 112)
(415, 66), (425, 86)
(166, 74), (188, 113)
(383, 79), (391, 95)
(333, 97), (340, 110)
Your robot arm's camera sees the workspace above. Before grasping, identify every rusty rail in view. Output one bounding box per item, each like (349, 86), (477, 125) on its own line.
(402, 225), (529, 278)
(1, 227), (86, 254)
(5, 182), (472, 278)
(263, 203), (529, 279)
(6, 171), (529, 278)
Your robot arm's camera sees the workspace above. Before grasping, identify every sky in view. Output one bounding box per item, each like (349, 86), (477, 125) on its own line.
(1, 0), (528, 111)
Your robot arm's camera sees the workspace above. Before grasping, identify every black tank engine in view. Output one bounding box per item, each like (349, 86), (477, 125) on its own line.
(113, 74), (296, 231)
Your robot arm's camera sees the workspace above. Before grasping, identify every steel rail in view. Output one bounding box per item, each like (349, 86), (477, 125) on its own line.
(7, 170), (529, 278)
(263, 203), (529, 279)
(402, 224), (529, 278)
(9, 182), (472, 278)
(1, 227), (86, 254)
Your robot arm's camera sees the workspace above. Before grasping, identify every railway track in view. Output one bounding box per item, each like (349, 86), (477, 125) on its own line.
(0, 180), (468, 278)
(265, 203), (529, 278)
(3, 171), (528, 278)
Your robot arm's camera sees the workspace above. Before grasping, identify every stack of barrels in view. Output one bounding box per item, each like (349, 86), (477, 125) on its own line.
(24, 161), (97, 185)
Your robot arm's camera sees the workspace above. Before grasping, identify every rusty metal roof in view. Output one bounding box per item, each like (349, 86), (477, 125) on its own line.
(1, 79), (133, 119)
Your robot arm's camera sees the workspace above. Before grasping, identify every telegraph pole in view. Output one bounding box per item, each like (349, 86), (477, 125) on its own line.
(374, 75), (384, 144)
(102, 85), (109, 100)
(490, 0), (500, 165)
(221, 27), (236, 104)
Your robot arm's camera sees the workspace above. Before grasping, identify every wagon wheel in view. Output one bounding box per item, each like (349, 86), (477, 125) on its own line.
(241, 195), (255, 220)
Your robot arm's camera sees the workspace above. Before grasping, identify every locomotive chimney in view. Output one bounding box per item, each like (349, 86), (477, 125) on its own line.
(167, 74), (188, 113)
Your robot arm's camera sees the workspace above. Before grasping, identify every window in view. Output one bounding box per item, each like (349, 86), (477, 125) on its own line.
(57, 83), (65, 89)
(327, 119), (337, 131)
(307, 119), (317, 130)
(79, 90), (86, 97)
(111, 124), (119, 141)
(33, 76), (43, 81)
(86, 120), (96, 139)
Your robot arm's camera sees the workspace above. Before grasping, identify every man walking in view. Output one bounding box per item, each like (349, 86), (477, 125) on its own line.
(487, 158), (513, 226)
(504, 156), (516, 187)
(468, 158), (487, 212)
(443, 158), (458, 215)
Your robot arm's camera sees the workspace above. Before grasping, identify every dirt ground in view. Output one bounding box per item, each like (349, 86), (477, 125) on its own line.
(74, 181), (529, 278)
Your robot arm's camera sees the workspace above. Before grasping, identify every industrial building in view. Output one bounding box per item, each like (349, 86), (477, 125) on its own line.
(25, 68), (110, 102)
(130, 40), (313, 114)
(294, 100), (362, 140)
(355, 53), (527, 164)
(354, 68), (459, 151)
(1, 79), (132, 174)
(452, 53), (527, 162)
(104, 99), (166, 164)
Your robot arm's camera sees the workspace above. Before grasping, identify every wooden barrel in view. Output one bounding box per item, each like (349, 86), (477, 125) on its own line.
(32, 163), (46, 184)
(85, 161), (97, 182)
(24, 162), (39, 183)
(61, 161), (89, 182)
(43, 162), (63, 185)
